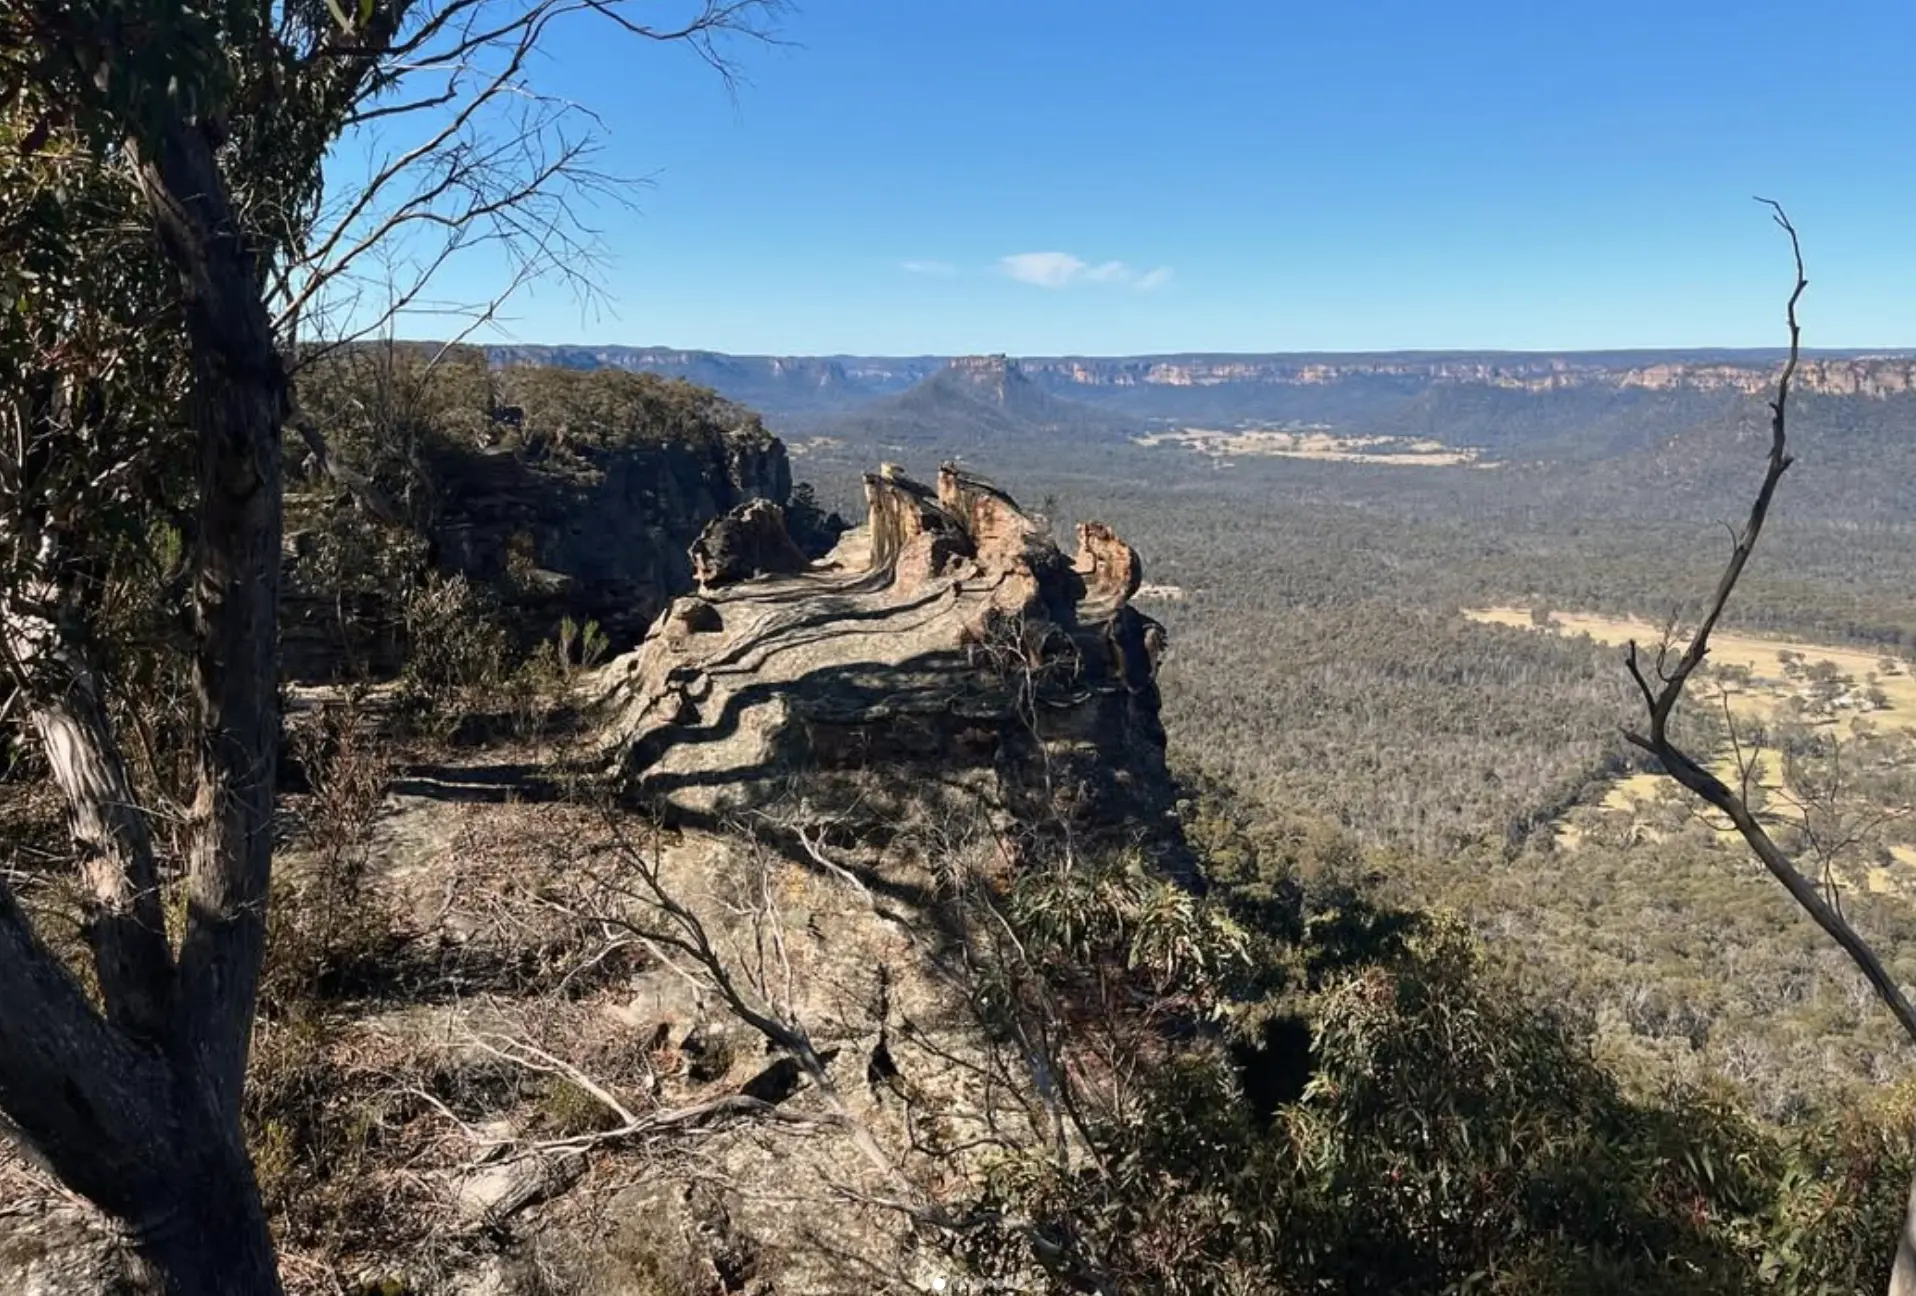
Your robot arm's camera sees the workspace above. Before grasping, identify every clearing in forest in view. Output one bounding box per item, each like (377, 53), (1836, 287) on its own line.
(1135, 427), (1490, 467)
(1467, 606), (1916, 890)
(1467, 606), (1916, 726)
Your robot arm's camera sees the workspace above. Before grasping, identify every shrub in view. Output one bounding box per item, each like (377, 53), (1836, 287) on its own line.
(395, 572), (515, 738)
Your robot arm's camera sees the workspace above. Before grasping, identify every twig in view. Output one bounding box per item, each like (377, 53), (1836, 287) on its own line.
(468, 1031), (641, 1126)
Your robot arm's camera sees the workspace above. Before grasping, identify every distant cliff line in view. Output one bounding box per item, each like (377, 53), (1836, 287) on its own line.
(487, 345), (1916, 400)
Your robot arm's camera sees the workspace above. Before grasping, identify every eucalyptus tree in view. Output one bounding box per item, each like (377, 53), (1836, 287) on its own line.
(0, 3), (777, 1290)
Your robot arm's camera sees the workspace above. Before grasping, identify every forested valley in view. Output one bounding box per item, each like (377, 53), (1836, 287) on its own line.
(789, 379), (1916, 1124)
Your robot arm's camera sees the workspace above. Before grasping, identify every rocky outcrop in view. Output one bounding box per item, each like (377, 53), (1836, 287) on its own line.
(590, 462), (1191, 886)
(690, 500), (812, 589)
(423, 429), (791, 649)
(279, 417), (797, 683)
(941, 353), (1017, 401)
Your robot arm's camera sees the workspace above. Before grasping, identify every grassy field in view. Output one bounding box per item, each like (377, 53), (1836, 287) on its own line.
(1136, 427), (1488, 466)
(1469, 606), (1916, 889)
(1467, 606), (1916, 724)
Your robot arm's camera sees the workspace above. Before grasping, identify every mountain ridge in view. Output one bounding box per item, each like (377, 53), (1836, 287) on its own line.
(820, 353), (1140, 451)
(486, 343), (1916, 418)
(477, 345), (1916, 472)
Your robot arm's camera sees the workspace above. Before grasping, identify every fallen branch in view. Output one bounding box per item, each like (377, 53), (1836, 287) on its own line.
(290, 410), (403, 525)
(523, 1092), (833, 1156)
(447, 1034), (836, 1160)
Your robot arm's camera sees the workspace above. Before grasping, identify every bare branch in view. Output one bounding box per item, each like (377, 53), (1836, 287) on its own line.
(280, 0), (781, 349)
(290, 409), (404, 524)
(1631, 205), (1804, 744)
(1622, 203), (1916, 1048)
(469, 1031), (643, 1127)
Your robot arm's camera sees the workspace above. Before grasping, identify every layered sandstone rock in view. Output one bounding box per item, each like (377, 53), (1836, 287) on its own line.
(689, 499), (812, 589)
(590, 462), (1192, 886)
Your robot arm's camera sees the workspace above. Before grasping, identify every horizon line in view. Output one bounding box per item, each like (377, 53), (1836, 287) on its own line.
(456, 341), (1916, 362)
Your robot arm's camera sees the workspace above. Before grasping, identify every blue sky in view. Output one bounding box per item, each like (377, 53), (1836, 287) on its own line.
(339, 0), (1916, 355)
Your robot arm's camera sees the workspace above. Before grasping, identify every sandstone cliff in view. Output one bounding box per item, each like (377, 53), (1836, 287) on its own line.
(423, 428), (792, 648)
(490, 344), (1916, 414)
(281, 418), (798, 681)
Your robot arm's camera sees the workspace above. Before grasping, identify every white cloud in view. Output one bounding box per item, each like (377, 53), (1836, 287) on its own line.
(1000, 252), (1090, 287)
(901, 259), (959, 277)
(998, 252), (1173, 290)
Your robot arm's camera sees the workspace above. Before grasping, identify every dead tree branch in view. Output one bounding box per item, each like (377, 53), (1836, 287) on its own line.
(1622, 200), (1916, 1047)
(279, 0), (784, 357)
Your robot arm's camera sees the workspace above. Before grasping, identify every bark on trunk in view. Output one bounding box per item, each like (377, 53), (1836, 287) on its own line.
(133, 113), (289, 1294)
(4, 560), (177, 1040)
(1891, 1169), (1916, 1296)
(29, 670), (174, 1041)
(0, 891), (176, 1218)
(135, 116), (288, 1130)
(125, 1128), (281, 1296)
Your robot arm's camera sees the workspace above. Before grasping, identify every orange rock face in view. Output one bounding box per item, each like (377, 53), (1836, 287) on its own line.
(1072, 521), (1143, 619)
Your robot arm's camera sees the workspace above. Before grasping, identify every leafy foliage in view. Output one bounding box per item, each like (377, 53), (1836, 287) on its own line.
(955, 794), (1916, 1294)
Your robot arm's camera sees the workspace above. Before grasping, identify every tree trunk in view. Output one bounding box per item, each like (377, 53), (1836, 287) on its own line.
(134, 112), (289, 1129)
(1890, 1168), (1916, 1296)
(0, 30), (290, 1296)
(125, 1129), (281, 1296)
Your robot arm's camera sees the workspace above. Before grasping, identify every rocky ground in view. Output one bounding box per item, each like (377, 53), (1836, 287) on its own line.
(0, 464), (1182, 1296)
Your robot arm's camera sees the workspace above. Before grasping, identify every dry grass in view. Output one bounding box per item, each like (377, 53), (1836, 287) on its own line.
(1467, 606), (1916, 726)
(1471, 606), (1916, 889)
(1136, 427), (1491, 467)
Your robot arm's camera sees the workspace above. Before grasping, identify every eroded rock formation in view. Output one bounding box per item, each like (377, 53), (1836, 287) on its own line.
(591, 462), (1192, 886)
(423, 429), (791, 649)
(690, 499), (812, 589)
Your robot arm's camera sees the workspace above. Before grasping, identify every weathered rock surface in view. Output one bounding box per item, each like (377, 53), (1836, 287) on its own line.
(280, 422), (797, 683)
(689, 499), (812, 589)
(425, 430), (791, 649)
(591, 461), (1192, 886)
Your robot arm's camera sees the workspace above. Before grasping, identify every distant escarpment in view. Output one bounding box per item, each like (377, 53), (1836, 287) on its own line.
(1014, 351), (1916, 397)
(590, 461), (1190, 885)
(487, 344), (1916, 420)
(475, 346), (1916, 471)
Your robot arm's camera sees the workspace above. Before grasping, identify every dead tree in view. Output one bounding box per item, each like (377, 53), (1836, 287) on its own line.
(1622, 200), (1916, 1296)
